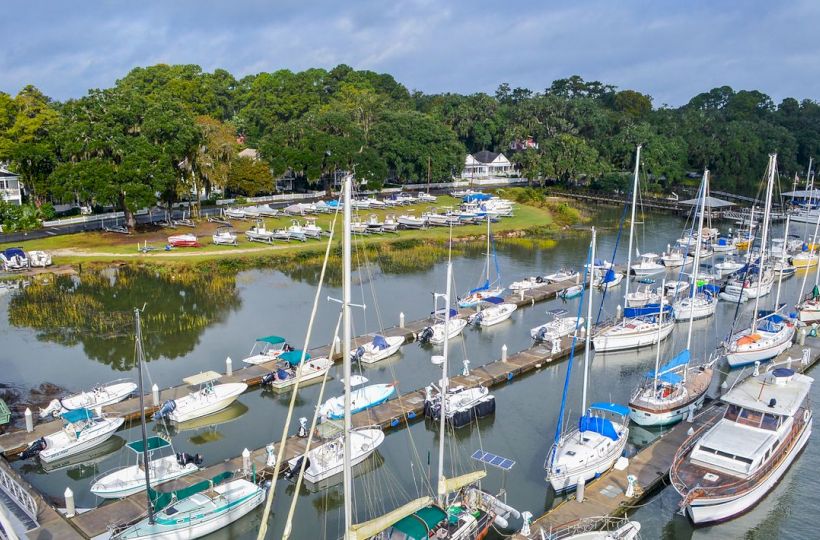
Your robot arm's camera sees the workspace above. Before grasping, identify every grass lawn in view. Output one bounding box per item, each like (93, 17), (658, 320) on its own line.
(1, 196), (563, 266)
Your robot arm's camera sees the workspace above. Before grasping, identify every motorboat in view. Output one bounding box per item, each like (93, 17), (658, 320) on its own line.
(626, 285), (660, 308)
(28, 250), (52, 267)
(1, 248), (30, 271)
(21, 408), (125, 464)
(287, 220), (308, 241)
(167, 234), (198, 247)
(714, 258), (744, 276)
(530, 309), (583, 341)
(423, 384), (495, 427)
(546, 403), (629, 492)
(260, 351), (334, 390)
(382, 214), (399, 232)
(664, 280), (690, 298)
(153, 372), (247, 423)
(241, 335), (291, 365)
(319, 382), (396, 419)
(791, 250), (819, 268)
(671, 367), (813, 524)
(223, 207), (246, 220)
(772, 258), (796, 279)
(245, 221), (276, 243)
(712, 236), (737, 253)
(302, 218), (323, 238)
(313, 201), (332, 213)
(256, 204), (279, 217)
(593, 267), (624, 290)
(39, 379), (137, 419)
(286, 427), (384, 483)
(661, 246), (693, 268)
(673, 289), (718, 321)
(351, 335), (404, 364)
(417, 192), (437, 203)
(211, 226), (237, 246)
(545, 518), (641, 540)
(544, 268), (580, 284)
(419, 316), (468, 345)
(509, 276), (548, 291)
(91, 436), (201, 499)
(350, 217), (369, 235)
(365, 214), (384, 233)
(397, 213), (426, 229)
(724, 312), (795, 367)
(559, 285), (583, 300)
(284, 203), (311, 215)
(631, 252), (665, 276)
(467, 297), (517, 327)
(424, 210), (450, 227)
(797, 286), (820, 322)
(113, 475), (264, 539)
(592, 304), (675, 352)
(352, 198), (372, 210)
(242, 206), (261, 218)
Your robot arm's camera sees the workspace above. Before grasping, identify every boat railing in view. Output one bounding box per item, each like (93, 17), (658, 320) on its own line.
(0, 458), (38, 526)
(671, 406), (808, 504)
(537, 516), (637, 540)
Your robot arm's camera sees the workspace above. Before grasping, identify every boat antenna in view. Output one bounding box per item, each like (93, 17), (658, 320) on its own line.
(134, 306), (154, 525)
(623, 144), (642, 311)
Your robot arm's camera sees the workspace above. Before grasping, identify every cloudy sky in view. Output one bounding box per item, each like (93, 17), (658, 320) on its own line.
(3, 0), (818, 106)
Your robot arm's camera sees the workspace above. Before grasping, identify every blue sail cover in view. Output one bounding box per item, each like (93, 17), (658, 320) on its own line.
(589, 402), (630, 417)
(433, 308), (459, 318)
(463, 193), (491, 202)
(699, 284), (720, 295)
(578, 415), (619, 441)
(658, 372), (683, 385)
(483, 296), (504, 305)
(603, 268), (617, 283)
(646, 349), (690, 379)
(469, 279), (490, 294)
(372, 335), (389, 350)
(279, 350), (310, 366)
(624, 303), (673, 318)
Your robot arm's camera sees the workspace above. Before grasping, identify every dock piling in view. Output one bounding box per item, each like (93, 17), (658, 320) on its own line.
(152, 384), (159, 407)
(226, 356), (233, 376)
(502, 344), (508, 363)
(242, 448), (251, 475)
(575, 477), (585, 502)
(64, 487), (75, 518)
(399, 312), (405, 328)
(24, 408), (33, 433)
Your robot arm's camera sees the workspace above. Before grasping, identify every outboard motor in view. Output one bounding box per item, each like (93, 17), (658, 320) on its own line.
(21, 438), (47, 460)
(261, 372), (276, 386)
(536, 327), (548, 342)
(153, 399), (177, 421)
(283, 343), (295, 352)
(285, 456), (310, 480)
(535, 276), (545, 284)
(39, 398), (64, 419)
(418, 326), (434, 343)
(176, 452), (204, 466)
(297, 417), (309, 438)
(351, 346), (365, 362)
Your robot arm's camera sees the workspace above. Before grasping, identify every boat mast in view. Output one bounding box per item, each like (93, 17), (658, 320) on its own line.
(624, 145), (642, 310)
(343, 175), (354, 539)
(751, 154), (777, 330)
(652, 279), (666, 394)
(134, 307), (154, 525)
(581, 227), (596, 412)
(485, 215), (491, 285)
(687, 171), (708, 353)
(437, 229), (454, 506)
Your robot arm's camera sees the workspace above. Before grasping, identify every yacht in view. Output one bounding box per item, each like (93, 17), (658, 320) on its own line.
(670, 367), (813, 524)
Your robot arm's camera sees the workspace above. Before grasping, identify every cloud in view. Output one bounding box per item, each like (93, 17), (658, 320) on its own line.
(1, 0), (817, 106)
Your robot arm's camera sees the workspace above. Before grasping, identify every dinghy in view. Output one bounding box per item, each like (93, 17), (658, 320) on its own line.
(530, 309), (583, 342)
(559, 284), (583, 300)
(241, 335), (291, 365)
(21, 408), (124, 464)
(260, 351), (333, 390)
(319, 382), (396, 419)
(39, 379), (137, 419)
(167, 234), (198, 247)
(91, 436), (201, 499)
(467, 297), (517, 327)
(153, 372), (247, 423)
(351, 335), (404, 364)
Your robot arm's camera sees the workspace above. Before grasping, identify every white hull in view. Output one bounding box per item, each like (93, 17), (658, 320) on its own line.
(686, 421), (812, 524)
(288, 428), (384, 483)
(40, 417), (125, 463)
(592, 319), (674, 352)
(91, 454), (199, 499)
(629, 392), (706, 427)
(673, 296), (717, 321)
(59, 381), (137, 412)
(268, 357), (334, 389)
(354, 336), (404, 364)
(167, 383), (247, 423)
(547, 427), (629, 492)
(530, 317), (583, 341)
(725, 328), (795, 367)
(798, 301), (820, 322)
(472, 304), (517, 327)
(425, 318), (468, 344)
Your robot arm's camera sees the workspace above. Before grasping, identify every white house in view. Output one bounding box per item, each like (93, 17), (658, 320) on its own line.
(0, 165), (22, 205)
(461, 151), (513, 179)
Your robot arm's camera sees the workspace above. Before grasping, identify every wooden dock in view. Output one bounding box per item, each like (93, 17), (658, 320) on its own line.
(513, 337), (820, 539)
(0, 276), (581, 458)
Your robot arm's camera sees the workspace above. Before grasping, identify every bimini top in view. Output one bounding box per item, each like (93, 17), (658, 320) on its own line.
(256, 335), (286, 345)
(127, 436), (171, 453)
(61, 408), (94, 423)
(589, 402), (630, 417)
(433, 308), (459, 319)
(2, 247), (25, 258)
(183, 371), (222, 386)
(482, 296), (505, 305)
(279, 350), (310, 366)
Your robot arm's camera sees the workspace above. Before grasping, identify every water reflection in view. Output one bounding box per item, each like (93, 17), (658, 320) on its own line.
(8, 266), (241, 368)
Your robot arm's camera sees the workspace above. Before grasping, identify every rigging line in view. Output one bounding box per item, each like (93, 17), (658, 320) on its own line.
(595, 199), (629, 325)
(281, 311), (342, 540)
(256, 195), (341, 540)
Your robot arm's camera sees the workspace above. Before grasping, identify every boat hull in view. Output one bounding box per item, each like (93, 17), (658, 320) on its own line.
(592, 320), (674, 352)
(40, 417), (125, 463)
(629, 390), (707, 427)
(91, 455), (199, 499)
(167, 383), (247, 423)
(725, 327), (795, 367)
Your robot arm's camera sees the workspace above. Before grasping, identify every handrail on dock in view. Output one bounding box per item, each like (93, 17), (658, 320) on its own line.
(0, 460), (38, 525)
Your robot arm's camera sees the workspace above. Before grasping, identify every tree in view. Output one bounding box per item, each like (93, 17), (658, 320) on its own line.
(226, 156), (274, 196)
(541, 134), (607, 182)
(194, 116), (237, 196)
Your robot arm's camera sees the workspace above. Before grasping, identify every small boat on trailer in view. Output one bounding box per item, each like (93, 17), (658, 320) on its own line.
(211, 226), (237, 246)
(260, 351), (333, 390)
(28, 250), (52, 267)
(1, 247), (29, 271)
(167, 234), (198, 247)
(153, 371), (247, 424)
(245, 220), (276, 243)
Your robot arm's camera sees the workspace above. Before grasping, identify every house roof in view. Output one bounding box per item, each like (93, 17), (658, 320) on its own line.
(472, 150), (500, 164)
(0, 165), (19, 177)
(238, 148), (259, 160)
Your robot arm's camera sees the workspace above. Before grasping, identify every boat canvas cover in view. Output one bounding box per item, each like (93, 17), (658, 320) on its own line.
(371, 335), (390, 350)
(578, 415), (619, 441)
(61, 408), (94, 423)
(127, 436), (171, 453)
(257, 335), (285, 345)
(482, 296), (504, 305)
(589, 402), (630, 417)
(279, 350), (310, 366)
(463, 193), (491, 202)
(433, 308), (459, 318)
(3, 247), (25, 258)
(645, 349), (690, 379)
(183, 371), (222, 386)
(602, 268), (617, 283)
(699, 284), (720, 295)
(469, 279), (490, 294)
(149, 470), (234, 511)
(390, 505), (447, 539)
(624, 303), (673, 318)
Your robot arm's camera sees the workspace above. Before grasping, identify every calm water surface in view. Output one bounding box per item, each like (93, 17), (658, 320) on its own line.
(1, 209), (817, 539)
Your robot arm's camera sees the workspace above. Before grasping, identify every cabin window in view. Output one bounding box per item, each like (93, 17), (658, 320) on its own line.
(761, 413), (779, 431)
(738, 408), (763, 428)
(725, 404), (741, 422)
(566, 451), (576, 456)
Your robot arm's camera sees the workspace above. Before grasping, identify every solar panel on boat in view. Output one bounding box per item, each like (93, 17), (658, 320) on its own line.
(471, 450), (515, 471)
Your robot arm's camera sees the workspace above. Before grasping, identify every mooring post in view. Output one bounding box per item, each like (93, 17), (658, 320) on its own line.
(576, 476), (585, 502)
(64, 487), (75, 518)
(242, 447), (251, 475)
(152, 384), (160, 407)
(501, 344), (508, 363)
(24, 408), (33, 433)
(399, 312), (405, 328)
(226, 356), (233, 376)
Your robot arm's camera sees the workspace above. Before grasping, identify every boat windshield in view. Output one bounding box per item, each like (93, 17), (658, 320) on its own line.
(724, 404), (779, 430)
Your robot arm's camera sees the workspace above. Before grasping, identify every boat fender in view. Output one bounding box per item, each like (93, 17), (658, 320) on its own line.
(20, 437), (47, 460)
(493, 515), (509, 529)
(390, 418), (399, 427)
(407, 411), (416, 420)
(176, 452), (204, 466)
(475, 396), (496, 418)
(805, 409), (811, 423)
(153, 399), (177, 420)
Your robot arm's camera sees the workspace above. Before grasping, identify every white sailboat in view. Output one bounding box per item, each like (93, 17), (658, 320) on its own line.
(724, 155), (796, 368)
(546, 227), (629, 492)
(153, 372), (247, 423)
(671, 366), (813, 524)
(593, 145), (675, 352)
(459, 216), (504, 307)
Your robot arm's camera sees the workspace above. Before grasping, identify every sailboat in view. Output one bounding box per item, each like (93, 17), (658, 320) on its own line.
(724, 154), (796, 368)
(458, 216), (504, 307)
(628, 179), (715, 427)
(593, 145), (675, 353)
(673, 172), (719, 322)
(546, 227), (629, 492)
(671, 366), (813, 524)
(113, 309), (265, 540)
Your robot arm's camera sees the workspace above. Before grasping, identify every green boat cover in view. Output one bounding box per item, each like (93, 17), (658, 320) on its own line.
(257, 335), (285, 345)
(126, 436), (171, 453)
(149, 470), (234, 511)
(390, 505), (447, 539)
